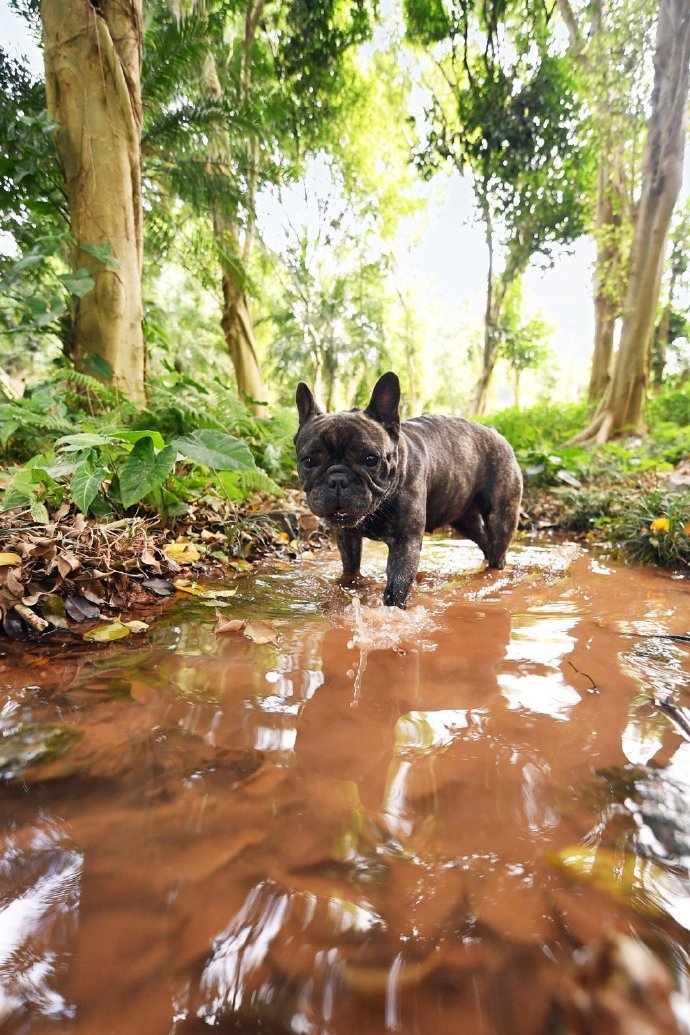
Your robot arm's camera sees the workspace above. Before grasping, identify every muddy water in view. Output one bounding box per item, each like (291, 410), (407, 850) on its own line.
(1, 538), (690, 1034)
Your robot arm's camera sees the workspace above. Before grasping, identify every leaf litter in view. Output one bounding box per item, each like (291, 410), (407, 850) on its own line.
(0, 491), (325, 642)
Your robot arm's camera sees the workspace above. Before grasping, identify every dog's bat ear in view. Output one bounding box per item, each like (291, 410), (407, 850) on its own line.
(365, 372), (400, 433)
(296, 382), (322, 425)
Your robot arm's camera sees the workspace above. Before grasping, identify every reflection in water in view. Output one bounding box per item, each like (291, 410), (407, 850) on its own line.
(1, 542), (689, 1034)
(0, 817), (82, 1026)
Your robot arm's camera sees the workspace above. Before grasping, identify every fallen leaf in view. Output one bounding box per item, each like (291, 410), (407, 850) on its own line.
(546, 845), (664, 915)
(0, 552), (21, 566)
(64, 594), (101, 623)
(163, 542), (201, 563)
(244, 620), (279, 645)
(42, 595), (69, 629)
(227, 558), (252, 572)
(174, 579), (236, 599)
(56, 550), (81, 578)
(83, 620), (132, 642)
(141, 577), (174, 597)
(123, 619), (149, 634)
(215, 615), (246, 634)
(2, 610), (28, 640)
(5, 568), (24, 597)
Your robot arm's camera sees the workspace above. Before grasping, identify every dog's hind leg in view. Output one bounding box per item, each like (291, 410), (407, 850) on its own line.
(451, 505), (491, 558)
(482, 494), (521, 570)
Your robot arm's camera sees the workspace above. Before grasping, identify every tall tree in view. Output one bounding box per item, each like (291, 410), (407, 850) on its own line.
(407, 0), (589, 413)
(651, 200), (690, 389)
(571, 0), (690, 443)
(144, 0), (377, 408)
(40, 0), (146, 401)
(557, 0), (654, 402)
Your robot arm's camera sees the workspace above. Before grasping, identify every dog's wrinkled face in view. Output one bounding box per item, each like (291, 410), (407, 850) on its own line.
(294, 375), (400, 528)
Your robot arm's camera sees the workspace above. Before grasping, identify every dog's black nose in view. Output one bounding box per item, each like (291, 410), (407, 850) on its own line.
(327, 469), (350, 491)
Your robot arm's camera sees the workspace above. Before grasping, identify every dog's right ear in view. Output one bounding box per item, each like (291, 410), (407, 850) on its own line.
(296, 382), (323, 426)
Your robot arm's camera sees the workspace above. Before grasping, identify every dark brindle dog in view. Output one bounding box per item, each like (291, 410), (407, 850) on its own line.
(295, 372), (522, 608)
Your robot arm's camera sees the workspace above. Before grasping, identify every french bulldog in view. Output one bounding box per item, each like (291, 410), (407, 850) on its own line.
(295, 372), (522, 608)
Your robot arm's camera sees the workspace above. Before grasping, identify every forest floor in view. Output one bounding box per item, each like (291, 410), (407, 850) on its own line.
(2, 461), (689, 643)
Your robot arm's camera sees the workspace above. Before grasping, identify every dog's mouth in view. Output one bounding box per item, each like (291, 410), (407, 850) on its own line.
(328, 508), (352, 525)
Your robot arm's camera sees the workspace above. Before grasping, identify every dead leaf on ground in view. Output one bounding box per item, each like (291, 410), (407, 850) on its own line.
(141, 577), (174, 597)
(174, 579), (237, 599)
(4, 568), (24, 597)
(215, 614), (246, 634)
(164, 542), (201, 564)
(64, 594), (101, 623)
(41, 595), (69, 629)
(244, 620), (279, 645)
(0, 552), (21, 567)
(56, 550), (81, 578)
(83, 620), (132, 642)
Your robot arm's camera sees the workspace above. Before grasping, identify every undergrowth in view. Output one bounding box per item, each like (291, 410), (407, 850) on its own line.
(0, 363), (296, 524)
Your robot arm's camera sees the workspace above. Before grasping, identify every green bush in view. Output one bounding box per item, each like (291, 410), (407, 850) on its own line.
(648, 387), (690, 429)
(480, 401), (591, 451)
(643, 423), (690, 465)
(0, 363), (292, 522)
(0, 426), (281, 523)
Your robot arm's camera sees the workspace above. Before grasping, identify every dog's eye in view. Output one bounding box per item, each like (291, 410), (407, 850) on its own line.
(364, 453), (380, 468)
(301, 456), (316, 469)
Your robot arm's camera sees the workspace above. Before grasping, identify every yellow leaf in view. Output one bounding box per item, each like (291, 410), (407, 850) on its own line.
(227, 558), (251, 572)
(546, 845), (664, 915)
(163, 542), (201, 563)
(123, 619), (149, 634)
(0, 552), (21, 566)
(174, 579), (236, 599)
(649, 517), (669, 533)
(83, 620), (131, 642)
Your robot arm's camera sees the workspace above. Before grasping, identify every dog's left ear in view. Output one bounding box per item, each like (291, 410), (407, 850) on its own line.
(365, 372), (401, 435)
(296, 382), (323, 426)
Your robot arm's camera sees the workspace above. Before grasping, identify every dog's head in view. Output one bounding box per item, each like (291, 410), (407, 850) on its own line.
(294, 372), (401, 528)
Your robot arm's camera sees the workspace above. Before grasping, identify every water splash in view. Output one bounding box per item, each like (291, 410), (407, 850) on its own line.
(342, 597), (439, 704)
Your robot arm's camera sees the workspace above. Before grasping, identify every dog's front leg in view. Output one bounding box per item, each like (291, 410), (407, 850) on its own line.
(383, 532), (424, 608)
(336, 529), (362, 582)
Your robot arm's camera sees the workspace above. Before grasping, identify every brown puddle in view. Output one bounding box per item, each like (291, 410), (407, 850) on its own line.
(1, 538), (690, 1034)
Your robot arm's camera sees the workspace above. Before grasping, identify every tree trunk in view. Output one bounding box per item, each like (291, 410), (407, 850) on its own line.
(41, 0), (146, 402)
(203, 8), (267, 415)
(472, 263), (522, 415)
(219, 261), (266, 408)
(471, 202), (497, 415)
(588, 148), (630, 401)
(570, 0), (690, 444)
(651, 301), (671, 390)
(513, 369), (521, 410)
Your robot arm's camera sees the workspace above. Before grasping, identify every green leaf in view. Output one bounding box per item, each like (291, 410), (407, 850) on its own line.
(55, 432), (117, 452)
(82, 353), (114, 380)
(71, 460), (108, 514)
(13, 249), (46, 273)
(59, 268), (95, 298)
(119, 438), (177, 509)
(172, 429), (255, 471)
(114, 429), (166, 450)
(78, 242), (122, 268)
(83, 620), (132, 642)
(30, 499), (49, 523)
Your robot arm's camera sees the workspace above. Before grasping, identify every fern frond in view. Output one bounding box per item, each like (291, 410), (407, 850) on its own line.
(51, 368), (120, 404)
(221, 468), (282, 499)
